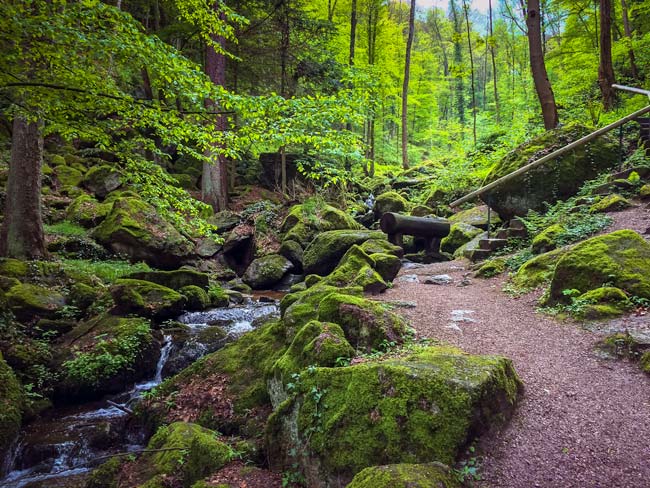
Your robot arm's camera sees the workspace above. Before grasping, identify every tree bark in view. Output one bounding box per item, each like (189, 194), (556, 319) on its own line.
(0, 116), (46, 259)
(620, 0), (639, 80)
(526, 0), (559, 130)
(349, 0), (357, 66)
(599, 0), (617, 111)
(450, 0), (465, 126)
(203, 4), (228, 212)
(462, 0), (477, 146)
(401, 0), (416, 170)
(489, 0), (500, 123)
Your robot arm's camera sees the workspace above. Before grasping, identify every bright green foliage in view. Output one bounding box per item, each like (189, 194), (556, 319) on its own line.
(57, 259), (151, 283)
(0, 352), (23, 462)
(347, 463), (460, 488)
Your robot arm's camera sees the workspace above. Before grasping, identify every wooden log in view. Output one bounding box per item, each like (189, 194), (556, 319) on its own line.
(380, 213), (450, 238)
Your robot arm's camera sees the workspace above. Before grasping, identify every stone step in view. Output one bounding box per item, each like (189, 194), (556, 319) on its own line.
(507, 227), (528, 239)
(479, 238), (508, 252)
(496, 229), (508, 239)
(465, 248), (492, 262)
(509, 217), (526, 230)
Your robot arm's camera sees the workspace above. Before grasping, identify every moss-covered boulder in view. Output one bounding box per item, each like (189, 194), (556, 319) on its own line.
(531, 224), (565, 254)
(576, 287), (631, 320)
(110, 279), (187, 319)
(482, 124), (619, 219)
(127, 269), (210, 290)
(55, 165), (84, 187)
(93, 197), (194, 269)
(511, 247), (568, 291)
(180, 285), (210, 311)
(317, 293), (409, 351)
(347, 463), (460, 488)
(303, 230), (385, 276)
(410, 205), (435, 217)
(267, 346), (522, 487)
(640, 184), (650, 200)
(242, 255), (294, 290)
(448, 206), (500, 230)
(280, 285), (364, 331)
(320, 245), (388, 294)
(373, 191), (408, 219)
(359, 238), (404, 258)
(58, 315), (157, 399)
(5, 283), (66, 322)
(144, 422), (232, 487)
(82, 165), (123, 199)
(66, 194), (112, 227)
(0, 258), (28, 278)
(475, 257), (507, 278)
(279, 240), (304, 273)
(270, 321), (354, 405)
(0, 353), (23, 466)
(209, 210), (241, 234)
(453, 232), (487, 260)
(547, 230), (650, 304)
(590, 194), (633, 213)
(640, 351), (650, 374)
(440, 223), (483, 254)
(371, 253), (402, 283)
(281, 200), (362, 248)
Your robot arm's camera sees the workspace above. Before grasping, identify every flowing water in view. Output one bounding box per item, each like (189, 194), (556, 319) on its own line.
(0, 298), (280, 488)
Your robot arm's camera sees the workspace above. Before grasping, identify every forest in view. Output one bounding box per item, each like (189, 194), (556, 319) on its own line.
(0, 0), (650, 487)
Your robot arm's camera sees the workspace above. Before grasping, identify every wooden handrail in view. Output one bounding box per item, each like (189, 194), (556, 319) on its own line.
(450, 103), (650, 208)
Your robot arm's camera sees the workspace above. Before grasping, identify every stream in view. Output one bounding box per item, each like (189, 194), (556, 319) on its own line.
(0, 297), (280, 488)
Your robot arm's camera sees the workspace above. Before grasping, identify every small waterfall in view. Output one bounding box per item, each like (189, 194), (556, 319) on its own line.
(130, 335), (173, 398)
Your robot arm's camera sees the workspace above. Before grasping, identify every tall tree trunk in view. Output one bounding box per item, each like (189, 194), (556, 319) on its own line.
(279, 0), (291, 193)
(450, 0), (465, 126)
(203, 4), (228, 212)
(462, 0), (477, 146)
(0, 116), (46, 259)
(599, 0), (617, 110)
(349, 0), (357, 66)
(489, 0), (500, 123)
(525, 0), (559, 130)
(620, 0), (639, 80)
(401, 0), (416, 170)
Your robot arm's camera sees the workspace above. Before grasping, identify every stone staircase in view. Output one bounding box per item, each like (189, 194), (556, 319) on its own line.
(464, 218), (528, 262)
(638, 117), (650, 150)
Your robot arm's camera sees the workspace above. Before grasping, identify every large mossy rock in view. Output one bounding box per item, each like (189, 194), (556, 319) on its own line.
(448, 206), (500, 230)
(440, 223), (482, 254)
(373, 191), (408, 219)
(0, 353), (23, 468)
(5, 283), (66, 322)
(82, 165), (123, 199)
(242, 255), (294, 290)
(110, 279), (187, 319)
(481, 125), (619, 219)
(281, 200), (362, 248)
(546, 230), (650, 304)
(531, 224), (564, 254)
(319, 245), (389, 294)
(317, 293), (409, 352)
(58, 315), (157, 399)
(93, 197), (194, 269)
(267, 346), (522, 488)
(66, 194), (111, 227)
(144, 422), (232, 487)
(511, 247), (568, 291)
(126, 269), (210, 290)
(347, 463), (460, 488)
(303, 230), (385, 276)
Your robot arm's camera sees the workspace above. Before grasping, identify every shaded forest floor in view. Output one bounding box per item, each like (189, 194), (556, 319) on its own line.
(376, 206), (650, 488)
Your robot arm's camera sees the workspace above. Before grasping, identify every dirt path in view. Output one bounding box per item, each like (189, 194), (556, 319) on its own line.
(377, 260), (650, 488)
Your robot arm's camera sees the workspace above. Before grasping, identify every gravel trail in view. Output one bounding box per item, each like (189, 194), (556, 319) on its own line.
(378, 261), (650, 488)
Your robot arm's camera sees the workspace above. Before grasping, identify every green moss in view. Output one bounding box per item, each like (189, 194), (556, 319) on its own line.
(640, 184), (650, 200)
(303, 230), (385, 276)
(547, 230), (650, 304)
(410, 205), (435, 217)
(208, 285), (229, 307)
(347, 463), (460, 488)
(82, 165), (123, 198)
(359, 238), (403, 257)
(370, 252), (402, 283)
(85, 457), (123, 488)
(531, 224), (565, 254)
(590, 194), (633, 213)
(44, 221), (88, 237)
(305, 274), (322, 288)
(181, 285), (210, 311)
(281, 200), (362, 247)
(317, 293), (408, 352)
(147, 422), (232, 487)
(575, 287), (631, 320)
(475, 257), (506, 278)
(272, 320), (354, 385)
(267, 346), (521, 486)
(0, 352), (23, 462)
(448, 206), (500, 229)
(56, 165), (84, 187)
(640, 351), (650, 374)
(374, 191), (408, 217)
(281, 285), (363, 330)
(242, 255), (293, 290)
(127, 270), (210, 290)
(511, 247), (568, 291)
(67, 194), (112, 227)
(5, 283), (66, 321)
(110, 279), (187, 319)
(0, 258), (28, 278)
(440, 223), (482, 254)
(69, 282), (100, 310)
(321, 245), (388, 294)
